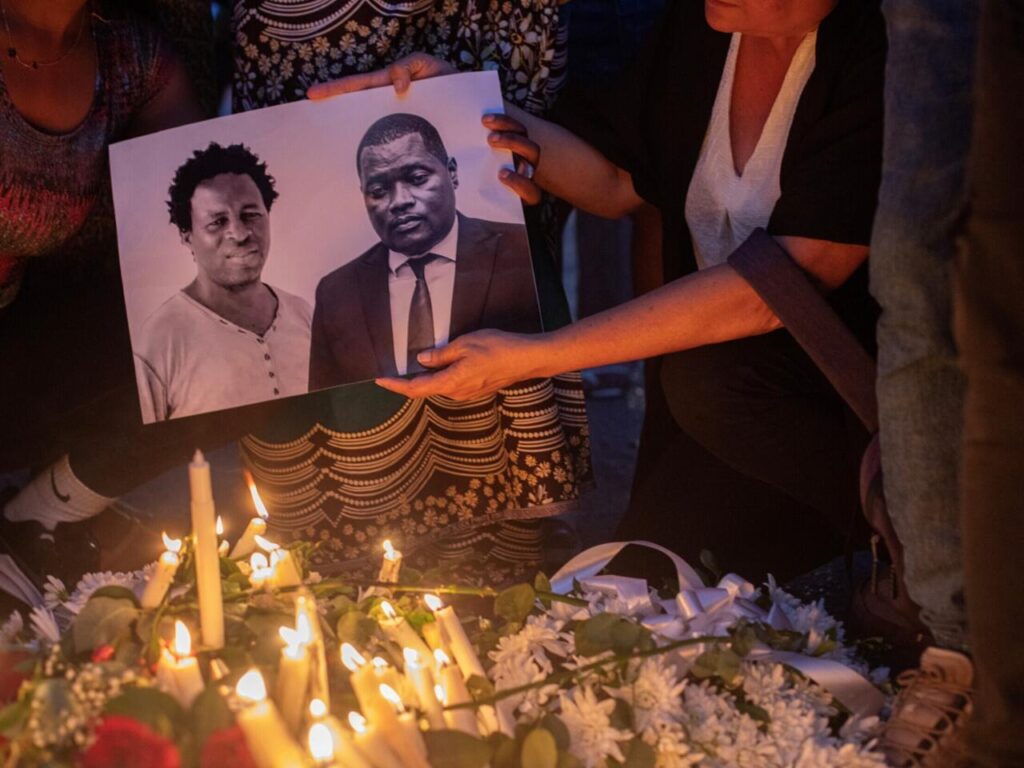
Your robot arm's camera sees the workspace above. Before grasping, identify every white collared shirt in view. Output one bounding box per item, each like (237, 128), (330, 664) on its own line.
(387, 216), (459, 375)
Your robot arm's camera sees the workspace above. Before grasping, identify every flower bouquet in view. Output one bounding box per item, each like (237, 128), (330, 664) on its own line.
(0, 455), (891, 768)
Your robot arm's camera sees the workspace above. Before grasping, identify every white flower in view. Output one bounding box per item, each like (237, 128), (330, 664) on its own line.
(1, 610), (24, 644)
(43, 576), (68, 610)
(613, 656), (686, 733)
(29, 606), (61, 643)
(65, 571), (142, 614)
(648, 724), (704, 767)
(559, 686), (631, 767)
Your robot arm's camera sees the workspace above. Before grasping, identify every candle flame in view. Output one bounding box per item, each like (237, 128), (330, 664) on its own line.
(280, 611), (313, 654)
(215, 516), (225, 536)
(236, 669), (267, 702)
(246, 471), (271, 520)
(250, 552), (269, 571)
(161, 532), (183, 554)
(340, 643), (366, 671)
(172, 620), (192, 657)
(403, 647), (421, 667)
(254, 534), (280, 552)
(309, 698), (328, 718)
(308, 722), (335, 762)
(434, 684), (446, 704)
(371, 657), (388, 671)
(382, 539), (398, 561)
(434, 649), (451, 667)
(379, 683), (404, 711)
(348, 712), (367, 733)
(380, 600), (397, 620)
(423, 594), (443, 612)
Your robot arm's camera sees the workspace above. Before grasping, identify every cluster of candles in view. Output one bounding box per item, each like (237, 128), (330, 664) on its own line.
(138, 450), (508, 767)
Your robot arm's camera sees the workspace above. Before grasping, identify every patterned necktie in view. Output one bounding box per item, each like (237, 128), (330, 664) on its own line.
(405, 253), (440, 374)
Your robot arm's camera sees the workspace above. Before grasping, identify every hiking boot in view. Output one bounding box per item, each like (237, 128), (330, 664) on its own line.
(880, 646), (974, 767)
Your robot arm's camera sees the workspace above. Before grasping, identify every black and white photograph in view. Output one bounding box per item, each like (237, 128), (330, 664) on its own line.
(110, 71), (540, 424)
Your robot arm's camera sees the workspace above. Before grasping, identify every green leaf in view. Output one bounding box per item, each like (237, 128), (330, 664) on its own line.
(734, 695), (771, 726)
(730, 621), (758, 657)
(575, 614), (643, 657)
(336, 611), (377, 647)
(490, 732), (519, 768)
(521, 728), (558, 768)
(104, 687), (186, 740)
(466, 674), (495, 701)
(190, 686), (234, 749)
(72, 596), (140, 654)
(495, 584), (536, 624)
(423, 729), (492, 768)
(90, 585), (140, 606)
(692, 646), (742, 685)
(620, 737), (656, 768)
(534, 572), (552, 594)
(539, 713), (570, 751)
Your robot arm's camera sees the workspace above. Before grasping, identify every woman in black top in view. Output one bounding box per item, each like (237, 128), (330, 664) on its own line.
(312, 0), (885, 580)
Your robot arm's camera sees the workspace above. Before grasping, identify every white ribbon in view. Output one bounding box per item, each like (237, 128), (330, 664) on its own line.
(549, 542), (885, 718)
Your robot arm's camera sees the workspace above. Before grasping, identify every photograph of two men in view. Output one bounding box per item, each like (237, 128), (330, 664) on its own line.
(112, 72), (541, 424)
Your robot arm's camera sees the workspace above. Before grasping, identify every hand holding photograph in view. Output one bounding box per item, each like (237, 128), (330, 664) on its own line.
(110, 71), (540, 424)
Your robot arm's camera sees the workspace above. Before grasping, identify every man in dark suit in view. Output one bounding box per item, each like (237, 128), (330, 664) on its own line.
(309, 113), (540, 389)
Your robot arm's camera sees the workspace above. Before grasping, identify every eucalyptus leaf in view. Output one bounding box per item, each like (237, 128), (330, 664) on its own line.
(336, 611), (377, 647)
(534, 572), (552, 594)
(575, 613), (641, 657)
(72, 596), (140, 654)
(692, 646), (742, 685)
(490, 732), (519, 768)
(90, 586), (140, 606)
(730, 621), (758, 657)
(423, 729), (492, 768)
(495, 584), (536, 624)
(104, 687), (186, 740)
(521, 728), (558, 768)
(466, 674), (495, 700)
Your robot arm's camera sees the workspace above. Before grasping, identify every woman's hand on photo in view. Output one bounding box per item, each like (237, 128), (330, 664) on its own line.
(484, 113), (543, 205)
(307, 53), (456, 99)
(375, 329), (552, 401)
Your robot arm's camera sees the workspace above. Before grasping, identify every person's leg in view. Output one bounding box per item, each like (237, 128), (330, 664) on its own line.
(956, 1), (1024, 762)
(869, 0), (977, 653)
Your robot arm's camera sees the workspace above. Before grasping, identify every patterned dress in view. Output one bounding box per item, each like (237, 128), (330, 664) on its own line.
(231, 0), (589, 583)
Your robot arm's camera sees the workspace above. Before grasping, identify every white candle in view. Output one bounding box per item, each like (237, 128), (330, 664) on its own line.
(140, 533), (182, 609)
(189, 450), (224, 649)
(296, 593), (330, 710)
(377, 684), (430, 768)
(434, 649), (479, 735)
(377, 601), (432, 664)
(402, 648), (445, 730)
(233, 474), (271, 558)
(255, 535), (303, 590)
(378, 540), (402, 583)
(236, 669), (308, 768)
(155, 621), (205, 708)
(276, 613), (312, 734)
(308, 700), (372, 768)
(423, 594), (485, 680)
(348, 712), (404, 768)
(217, 516), (229, 557)
(249, 552), (275, 589)
(340, 645), (398, 726)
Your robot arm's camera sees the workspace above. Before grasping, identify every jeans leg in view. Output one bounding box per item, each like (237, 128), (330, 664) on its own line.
(957, 1), (1024, 762)
(869, 0), (978, 650)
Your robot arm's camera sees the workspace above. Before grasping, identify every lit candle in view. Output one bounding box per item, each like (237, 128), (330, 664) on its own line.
(189, 450), (224, 649)
(379, 540), (402, 583)
(403, 648), (445, 730)
(347, 712), (403, 768)
(276, 612), (312, 734)
(423, 594), (485, 680)
(235, 669), (308, 768)
(377, 601), (432, 664)
(155, 621), (205, 708)
(255, 535), (303, 589)
(434, 649), (479, 735)
(378, 684), (430, 768)
(217, 516), (229, 557)
(140, 533), (182, 609)
(308, 722), (336, 767)
(232, 473), (270, 559)
(308, 700), (372, 768)
(296, 592), (330, 710)
(249, 552), (275, 589)
(340, 645), (394, 726)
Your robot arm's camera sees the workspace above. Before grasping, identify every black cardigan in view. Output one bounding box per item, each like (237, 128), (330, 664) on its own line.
(552, 0), (886, 343)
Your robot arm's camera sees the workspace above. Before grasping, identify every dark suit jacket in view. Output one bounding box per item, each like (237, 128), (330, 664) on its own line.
(309, 213), (541, 389)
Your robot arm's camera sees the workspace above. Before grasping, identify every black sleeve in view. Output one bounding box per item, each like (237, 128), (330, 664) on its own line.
(308, 282), (340, 392)
(768, 6), (886, 246)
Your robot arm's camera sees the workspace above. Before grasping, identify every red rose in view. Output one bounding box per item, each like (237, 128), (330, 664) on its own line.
(91, 645), (116, 664)
(0, 650), (31, 703)
(79, 716), (180, 768)
(200, 726), (258, 768)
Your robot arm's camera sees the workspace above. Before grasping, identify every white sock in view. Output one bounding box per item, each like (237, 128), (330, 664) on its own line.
(3, 455), (115, 531)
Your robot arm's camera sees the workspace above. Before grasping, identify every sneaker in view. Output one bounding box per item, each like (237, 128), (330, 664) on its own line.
(880, 646), (974, 767)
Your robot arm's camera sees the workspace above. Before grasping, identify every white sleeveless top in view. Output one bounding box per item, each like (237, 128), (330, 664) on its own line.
(685, 30), (818, 269)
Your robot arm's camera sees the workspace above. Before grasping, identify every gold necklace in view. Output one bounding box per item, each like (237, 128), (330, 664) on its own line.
(1, 1), (90, 71)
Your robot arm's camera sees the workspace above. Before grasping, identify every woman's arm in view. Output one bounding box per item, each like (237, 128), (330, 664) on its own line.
(376, 235), (867, 400)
